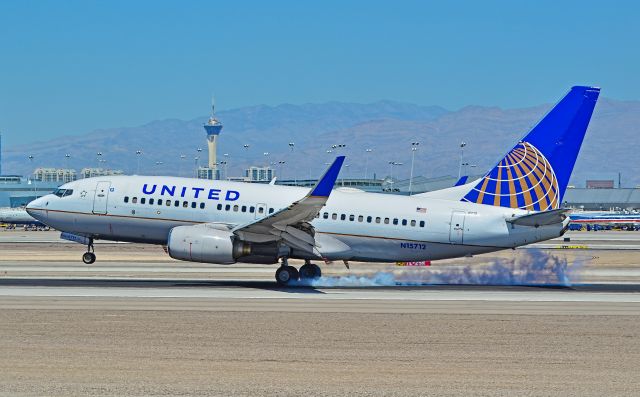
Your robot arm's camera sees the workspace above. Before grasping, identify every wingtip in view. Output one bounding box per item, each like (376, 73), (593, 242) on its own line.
(309, 156), (346, 197)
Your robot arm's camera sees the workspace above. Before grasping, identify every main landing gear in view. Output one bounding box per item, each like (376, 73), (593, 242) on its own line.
(275, 259), (322, 286)
(82, 238), (96, 264)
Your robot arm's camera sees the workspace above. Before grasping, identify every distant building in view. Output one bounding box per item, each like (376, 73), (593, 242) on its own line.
(586, 179), (615, 189)
(81, 168), (124, 178)
(197, 166), (221, 180)
(33, 168), (77, 183)
(245, 166), (274, 182)
(0, 175), (59, 207)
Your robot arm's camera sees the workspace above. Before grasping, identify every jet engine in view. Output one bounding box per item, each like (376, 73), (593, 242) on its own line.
(167, 224), (279, 264)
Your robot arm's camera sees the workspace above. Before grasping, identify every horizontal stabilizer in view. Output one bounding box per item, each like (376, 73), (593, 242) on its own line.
(507, 208), (570, 227)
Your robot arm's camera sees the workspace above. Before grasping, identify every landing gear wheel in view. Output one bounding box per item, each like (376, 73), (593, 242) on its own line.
(82, 252), (96, 264)
(275, 266), (299, 286)
(299, 263), (322, 279)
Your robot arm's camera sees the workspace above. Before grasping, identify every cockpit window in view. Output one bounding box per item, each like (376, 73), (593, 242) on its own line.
(53, 188), (73, 198)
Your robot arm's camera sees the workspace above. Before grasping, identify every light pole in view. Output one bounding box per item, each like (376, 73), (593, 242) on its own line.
(288, 142), (296, 184)
(135, 150), (142, 174)
(155, 161), (163, 176)
(28, 155), (36, 197)
(278, 160), (286, 180)
(263, 152), (270, 167)
(458, 141), (467, 179)
(343, 164), (350, 186)
(223, 153), (229, 179)
(64, 153), (71, 170)
(409, 141), (419, 196)
(96, 152), (103, 169)
(388, 161), (403, 191)
(179, 154), (186, 177)
(195, 148), (202, 177)
(219, 160), (227, 180)
(364, 148), (373, 180)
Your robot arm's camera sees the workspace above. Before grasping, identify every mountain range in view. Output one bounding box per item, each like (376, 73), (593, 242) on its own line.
(3, 97), (639, 187)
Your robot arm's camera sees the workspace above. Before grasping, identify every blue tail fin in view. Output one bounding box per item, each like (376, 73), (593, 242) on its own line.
(461, 86), (600, 211)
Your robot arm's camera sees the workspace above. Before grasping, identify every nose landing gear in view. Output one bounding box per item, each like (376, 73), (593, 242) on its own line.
(82, 238), (96, 264)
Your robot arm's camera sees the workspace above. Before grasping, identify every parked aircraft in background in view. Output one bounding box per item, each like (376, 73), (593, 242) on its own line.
(0, 207), (42, 226)
(26, 86), (600, 284)
(569, 211), (640, 230)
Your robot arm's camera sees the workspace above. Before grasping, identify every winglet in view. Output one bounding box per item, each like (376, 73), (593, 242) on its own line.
(454, 175), (468, 187)
(309, 156), (345, 197)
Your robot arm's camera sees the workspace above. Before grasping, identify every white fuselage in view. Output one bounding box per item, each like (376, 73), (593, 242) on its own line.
(26, 176), (567, 263)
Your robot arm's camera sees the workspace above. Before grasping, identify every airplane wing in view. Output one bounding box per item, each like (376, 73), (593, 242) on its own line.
(506, 208), (571, 227)
(231, 156), (345, 254)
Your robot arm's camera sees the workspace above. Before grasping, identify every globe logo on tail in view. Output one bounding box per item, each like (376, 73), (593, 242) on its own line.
(462, 141), (560, 211)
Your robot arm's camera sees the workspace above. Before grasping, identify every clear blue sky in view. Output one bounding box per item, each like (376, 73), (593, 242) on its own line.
(1, 0), (638, 146)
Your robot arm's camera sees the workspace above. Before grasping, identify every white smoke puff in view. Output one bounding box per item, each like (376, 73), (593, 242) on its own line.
(295, 250), (583, 287)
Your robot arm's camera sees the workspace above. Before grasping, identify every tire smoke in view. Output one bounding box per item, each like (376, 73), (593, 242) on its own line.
(295, 250), (583, 287)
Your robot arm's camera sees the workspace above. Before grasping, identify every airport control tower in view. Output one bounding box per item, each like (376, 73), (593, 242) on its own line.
(204, 101), (223, 172)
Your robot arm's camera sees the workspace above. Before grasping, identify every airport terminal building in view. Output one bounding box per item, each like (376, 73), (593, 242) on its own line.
(0, 175), (59, 207)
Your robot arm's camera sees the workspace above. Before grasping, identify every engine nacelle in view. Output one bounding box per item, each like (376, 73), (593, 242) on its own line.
(168, 224), (249, 264)
(167, 224), (280, 265)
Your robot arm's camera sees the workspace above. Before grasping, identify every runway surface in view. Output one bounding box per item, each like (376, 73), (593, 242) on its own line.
(1, 230), (640, 396)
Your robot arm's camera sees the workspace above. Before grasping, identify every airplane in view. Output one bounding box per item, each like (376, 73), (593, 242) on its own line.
(0, 207), (43, 226)
(26, 86), (600, 285)
(568, 211), (640, 230)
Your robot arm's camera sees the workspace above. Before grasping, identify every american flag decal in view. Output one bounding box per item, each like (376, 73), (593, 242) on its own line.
(416, 207), (427, 213)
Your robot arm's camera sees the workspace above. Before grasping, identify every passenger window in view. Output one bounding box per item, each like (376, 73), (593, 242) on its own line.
(269, 208), (274, 214)
(375, 217), (381, 224)
(332, 213), (337, 220)
(358, 215), (363, 222)
(241, 205), (247, 212)
(419, 220), (425, 227)
(166, 200), (171, 207)
(140, 198), (146, 204)
(402, 219), (408, 226)
(233, 205), (239, 212)
(341, 214), (346, 221)
(323, 212), (329, 219)
(157, 199), (163, 205)
(349, 215), (355, 221)
(149, 198), (154, 205)
(174, 200), (179, 207)
(217, 204), (222, 210)
(366, 216), (372, 223)
(393, 218), (398, 225)
(384, 218), (390, 224)
(250, 206), (255, 213)
(410, 220), (416, 227)
(191, 202), (196, 208)
(258, 207), (264, 214)
(224, 204), (230, 211)
(200, 203), (205, 209)
(132, 197), (138, 204)
(124, 196), (129, 203)
(182, 201), (188, 208)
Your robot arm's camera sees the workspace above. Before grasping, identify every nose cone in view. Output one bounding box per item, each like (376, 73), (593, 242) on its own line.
(26, 196), (48, 221)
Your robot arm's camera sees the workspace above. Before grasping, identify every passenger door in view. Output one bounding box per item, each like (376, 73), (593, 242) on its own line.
(449, 211), (466, 244)
(92, 181), (111, 214)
